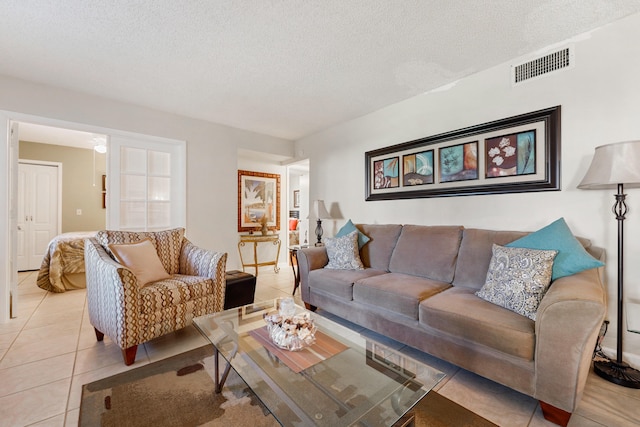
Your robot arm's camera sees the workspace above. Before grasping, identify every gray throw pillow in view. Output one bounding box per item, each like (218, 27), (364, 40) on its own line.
(324, 230), (364, 270)
(476, 244), (557, 320)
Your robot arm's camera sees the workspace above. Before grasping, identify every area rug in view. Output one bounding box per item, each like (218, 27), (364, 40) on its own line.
(79, 345), (496, 426)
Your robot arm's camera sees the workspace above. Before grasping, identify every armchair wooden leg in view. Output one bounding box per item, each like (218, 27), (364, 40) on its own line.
(94, 328), (105, 342)
(122, 345), (138, 366)
(304, 302), (317, 311)
(540, 401), (571, 426)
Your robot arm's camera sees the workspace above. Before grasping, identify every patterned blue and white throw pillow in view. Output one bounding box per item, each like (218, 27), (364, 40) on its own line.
(476, 244), (557, 320)
(324, 230), (364, 270)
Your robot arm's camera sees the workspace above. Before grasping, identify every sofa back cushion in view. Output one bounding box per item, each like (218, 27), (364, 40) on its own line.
(452, 228), (527, 290)
(389, 225), (463, 282)
(356, 224), (403, 271)
(96, 227), (185, 274)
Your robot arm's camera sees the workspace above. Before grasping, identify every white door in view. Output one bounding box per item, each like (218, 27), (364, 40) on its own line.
(17, 162), (59, 271)
(108, 135), (185, 230)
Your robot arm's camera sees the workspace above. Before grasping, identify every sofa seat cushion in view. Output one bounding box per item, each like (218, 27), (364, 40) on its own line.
(309, 268), (387, 301)
(139, 274), (214, 314)
(354, 273), (451, 320)
(419, 287), (535, 360)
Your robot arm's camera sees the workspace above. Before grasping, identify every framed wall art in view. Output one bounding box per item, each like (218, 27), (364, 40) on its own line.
(238, 170), (281, 232)
(293, 190), (300, 208)
(365, 106), (560, 200)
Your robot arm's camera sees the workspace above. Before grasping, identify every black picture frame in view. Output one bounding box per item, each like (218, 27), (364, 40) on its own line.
(365, 106), (560, 200)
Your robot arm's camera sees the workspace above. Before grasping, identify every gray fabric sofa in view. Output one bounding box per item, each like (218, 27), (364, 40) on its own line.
(298, 224), (606, 427)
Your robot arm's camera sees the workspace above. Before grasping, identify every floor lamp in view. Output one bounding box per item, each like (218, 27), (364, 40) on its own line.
(578, 140), (640, 388)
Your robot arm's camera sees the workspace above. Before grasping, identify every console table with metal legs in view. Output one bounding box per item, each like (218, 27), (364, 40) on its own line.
(238, 234), (281, 277)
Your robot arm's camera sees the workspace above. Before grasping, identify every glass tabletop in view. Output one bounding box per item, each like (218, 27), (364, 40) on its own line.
(194, 299), (445, 426)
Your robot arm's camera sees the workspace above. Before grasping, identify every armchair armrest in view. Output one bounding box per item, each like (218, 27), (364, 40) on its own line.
(297, 247), (329, 303)
(179, 239), (228, 312)
(84, 238), (143, 349)
(534, 267), (606, 412)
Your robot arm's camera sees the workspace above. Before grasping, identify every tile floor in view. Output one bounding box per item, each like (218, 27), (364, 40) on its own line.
(1, 268), (639, 427)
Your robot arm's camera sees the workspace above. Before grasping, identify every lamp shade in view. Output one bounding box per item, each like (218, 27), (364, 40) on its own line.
(312, 200), (332, 219)
(578, 140), (640, 189)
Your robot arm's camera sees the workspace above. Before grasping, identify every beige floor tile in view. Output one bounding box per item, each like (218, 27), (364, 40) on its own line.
(143, 325), (210, 363)
(0, 378), (70, 427)
(18, 292), (46, 305)
(24, 308), (84, 330)
(29, 413), (66, 427)
(0, 330), (18, 350)
(73, 340), (127, 375)
(574, 372), (640, 427)
(14, 301), (43, 319)
(0, 317), (28, 335)
(0, 352), (75, 397)
(64, 409), (79, 427)
(37, 292), (86, 313)
(438, 369), (539, 427)
(77, 321), (100, 350)
(0, 327), (79, 368)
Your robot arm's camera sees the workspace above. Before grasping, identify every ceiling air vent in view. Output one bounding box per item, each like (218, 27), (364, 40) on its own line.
(512, 47), (574, 85)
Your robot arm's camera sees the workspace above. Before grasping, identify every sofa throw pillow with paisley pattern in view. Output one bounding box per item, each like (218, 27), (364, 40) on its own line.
(476, 244), (557, 321)
(324, 230), (364, 270)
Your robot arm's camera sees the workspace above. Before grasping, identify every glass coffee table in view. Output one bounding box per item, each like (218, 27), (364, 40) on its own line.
(194, 299), (445, 426)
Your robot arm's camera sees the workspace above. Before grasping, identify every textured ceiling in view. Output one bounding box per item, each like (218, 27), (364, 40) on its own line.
(2, 1), (640, 140)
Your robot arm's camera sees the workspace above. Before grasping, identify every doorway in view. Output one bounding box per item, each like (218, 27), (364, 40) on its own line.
(1, 114), (186, 322)
(287, 160), (310, 248)
(17, 161), (61, 271)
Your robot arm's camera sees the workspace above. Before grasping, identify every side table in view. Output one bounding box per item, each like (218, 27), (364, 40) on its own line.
(238, 234), (281, 277)
(289, 245), (308, 295)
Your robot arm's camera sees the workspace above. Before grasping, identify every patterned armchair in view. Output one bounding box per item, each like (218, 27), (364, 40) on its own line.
(84, 228), (227, 365)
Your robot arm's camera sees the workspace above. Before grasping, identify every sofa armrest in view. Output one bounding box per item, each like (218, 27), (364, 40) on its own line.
(84, 238), (143, 349)
(179, 239), (228, 312)
(534, 267), (606, 412)
(297, 247), (329, 303)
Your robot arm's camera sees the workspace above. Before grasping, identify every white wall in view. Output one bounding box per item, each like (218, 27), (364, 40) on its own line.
(0, 74), (294, 321)
(295, 13), (640, 358)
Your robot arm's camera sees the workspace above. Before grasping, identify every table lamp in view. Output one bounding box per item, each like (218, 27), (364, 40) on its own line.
(311, 200), (331, 246)
(578, 140), (640, 388)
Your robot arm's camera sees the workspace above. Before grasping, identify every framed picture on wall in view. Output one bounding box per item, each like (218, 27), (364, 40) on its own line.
(238, 170), (281, 232)
(293, 190), (300, 208)
(365, 106), (560, 200)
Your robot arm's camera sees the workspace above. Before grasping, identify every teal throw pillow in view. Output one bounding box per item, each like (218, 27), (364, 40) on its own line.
(506, 218), (604, 280)
(335, 219), (371, 249)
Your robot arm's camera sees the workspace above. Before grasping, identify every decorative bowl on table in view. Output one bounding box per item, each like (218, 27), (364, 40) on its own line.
(263, 312), (317, 351)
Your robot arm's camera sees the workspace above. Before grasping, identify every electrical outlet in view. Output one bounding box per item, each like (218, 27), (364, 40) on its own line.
(76, 209), (82, 215)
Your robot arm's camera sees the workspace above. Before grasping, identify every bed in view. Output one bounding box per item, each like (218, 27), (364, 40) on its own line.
(36, 231), (96, 292)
